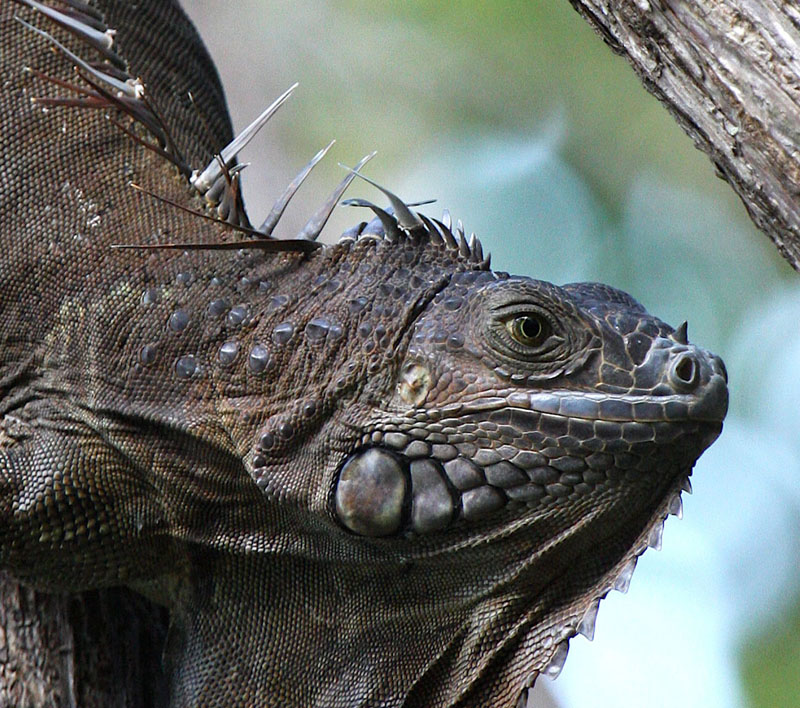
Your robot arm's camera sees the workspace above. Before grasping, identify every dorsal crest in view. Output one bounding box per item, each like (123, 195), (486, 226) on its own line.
(16, 0), (490, 269)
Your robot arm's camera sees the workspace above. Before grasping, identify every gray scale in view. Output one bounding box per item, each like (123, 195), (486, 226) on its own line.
(141, 287), (159, 306)
(409, 459), (453, 534)
(348, 297), (368, 313)
(218, 341), (239, 366)
(550, 456), (586, 473)
(383, 432), (410, 449)
(528, 467), (558, 485)
(599, 398), (633, 420)
(443, 296), (464, 311)
(248, 345), (271, 373)
(456, 442), (477, 457)
(404, 441), (430, 459)
(335, 449), (407, 537)
(443, 457), (484, 490)
(139, 344), (157, 366)
(505, 484), (545, 502)
(207, 298), (229, 318)
(484, 461), (527, 489)
(430, 444), (458, 461)
(461, 486), (505, 521)
(539, 447), (562, 460)
(545, 482), (571, 498)
(227, 305), (249, 327)
(510, 450), (546, 468)
(472, 448), (502, 466)
(175, 355), (197, 379)
(496, 445), (519, 460)
(169, 309), (190, 332)
(559, 472), (584, 486)
(622, 423), (653, 443)
(272, 322), (295, 345)
(267, 295), (289, 311)
(446, 333), (464, 349)
(305, 317), (331, 342)
(585, 452), (612, 469)
(583, 469), (606, 485)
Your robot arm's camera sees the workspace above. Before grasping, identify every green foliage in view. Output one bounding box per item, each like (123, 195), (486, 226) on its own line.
(742, 600), (800, 708)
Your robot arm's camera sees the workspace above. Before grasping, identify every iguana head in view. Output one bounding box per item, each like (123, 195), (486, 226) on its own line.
(335, 273), (726, 541)
(225, 211), (728, 706)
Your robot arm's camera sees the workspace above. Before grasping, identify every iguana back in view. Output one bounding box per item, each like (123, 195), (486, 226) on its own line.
(0, 2), (234, 703)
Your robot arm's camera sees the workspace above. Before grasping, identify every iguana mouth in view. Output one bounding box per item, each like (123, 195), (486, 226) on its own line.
(509, 375), (728, 425)
(337, 345), (726, 538)
(336, 412), (718, 539)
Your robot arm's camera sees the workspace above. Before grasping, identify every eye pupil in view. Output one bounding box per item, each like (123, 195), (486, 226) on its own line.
(519, 317), (541, 340)
(507, 315), (548, 346)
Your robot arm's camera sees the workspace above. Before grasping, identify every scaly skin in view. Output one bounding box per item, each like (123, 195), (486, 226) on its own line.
(0, 1), (727, 706)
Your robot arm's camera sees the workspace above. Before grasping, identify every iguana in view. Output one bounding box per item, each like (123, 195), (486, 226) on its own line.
(0, 1), (728, 706)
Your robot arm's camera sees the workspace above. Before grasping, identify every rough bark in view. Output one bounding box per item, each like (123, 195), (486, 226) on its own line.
(0, 573), (169, 707)
(568, 0), (800, 271)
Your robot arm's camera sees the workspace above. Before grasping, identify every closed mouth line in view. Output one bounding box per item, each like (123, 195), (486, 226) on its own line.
(441, 381), (726, 424)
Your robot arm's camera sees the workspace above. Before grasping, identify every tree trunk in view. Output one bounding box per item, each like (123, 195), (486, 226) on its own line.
(567, 0), (800, 271)
(0, 573), (169, 707)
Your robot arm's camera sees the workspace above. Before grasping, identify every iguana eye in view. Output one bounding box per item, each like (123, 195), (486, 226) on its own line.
(506, 314), (550, 347)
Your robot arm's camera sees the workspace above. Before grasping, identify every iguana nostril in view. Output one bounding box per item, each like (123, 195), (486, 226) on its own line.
(671, 353), (699, 389)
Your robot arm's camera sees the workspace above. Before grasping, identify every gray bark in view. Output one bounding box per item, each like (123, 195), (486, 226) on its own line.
(568, 0), (800, 271)
(0, 573), (169, 707)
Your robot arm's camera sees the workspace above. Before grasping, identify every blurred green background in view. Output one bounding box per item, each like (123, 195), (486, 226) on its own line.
(184, 2), (800, 706)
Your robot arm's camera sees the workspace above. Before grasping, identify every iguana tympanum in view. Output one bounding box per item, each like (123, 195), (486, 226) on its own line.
(0, 1), (728, 706)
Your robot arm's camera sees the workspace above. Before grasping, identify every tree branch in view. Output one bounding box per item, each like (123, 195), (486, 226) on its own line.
(568, 0), (800, 271)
